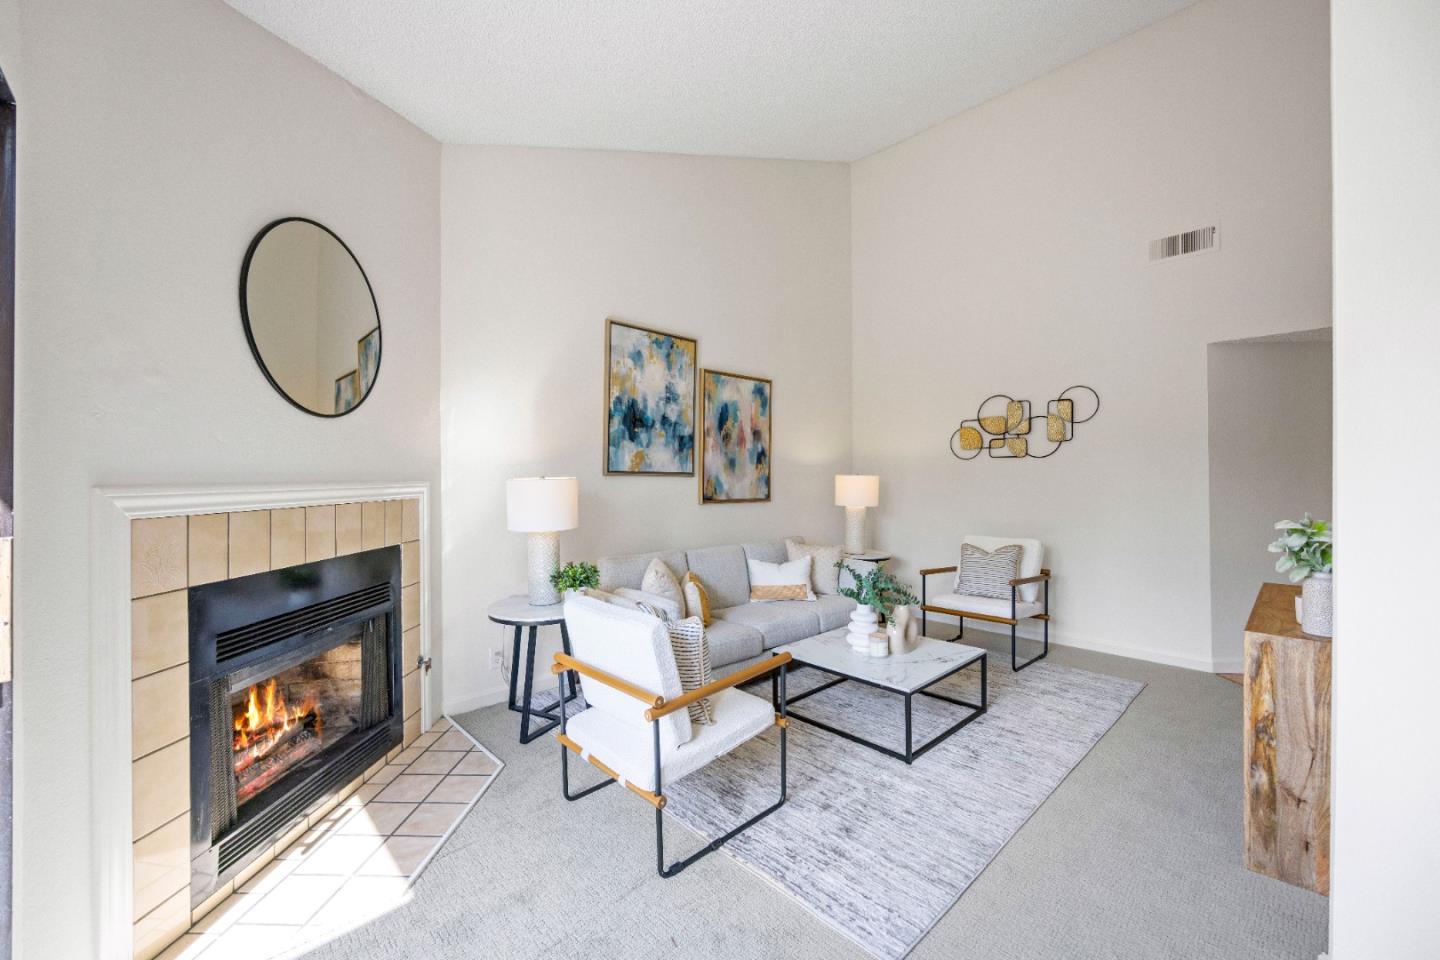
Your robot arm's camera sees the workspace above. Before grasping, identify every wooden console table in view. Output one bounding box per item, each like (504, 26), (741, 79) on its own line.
(1243, 582), (1331, 895)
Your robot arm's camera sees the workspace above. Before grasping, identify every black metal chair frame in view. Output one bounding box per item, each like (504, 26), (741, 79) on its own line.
(920, 565), (1051, 671)
(554, 652), (791, 878)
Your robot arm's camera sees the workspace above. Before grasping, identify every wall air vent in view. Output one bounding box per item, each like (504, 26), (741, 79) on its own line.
(1150, 225), (1218, 262)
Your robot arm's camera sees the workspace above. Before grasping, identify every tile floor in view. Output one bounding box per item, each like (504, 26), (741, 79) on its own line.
(156, 717), (501, 960)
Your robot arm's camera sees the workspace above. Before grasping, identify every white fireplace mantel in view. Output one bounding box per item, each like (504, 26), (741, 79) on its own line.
(89, 482), (432, 960)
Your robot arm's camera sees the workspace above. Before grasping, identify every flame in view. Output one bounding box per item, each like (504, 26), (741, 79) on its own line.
(232, 678), (319, 764)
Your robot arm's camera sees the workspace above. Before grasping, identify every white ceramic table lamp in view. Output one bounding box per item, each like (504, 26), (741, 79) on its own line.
(835, 474), (879, 554)
(506, 477), (579, 606)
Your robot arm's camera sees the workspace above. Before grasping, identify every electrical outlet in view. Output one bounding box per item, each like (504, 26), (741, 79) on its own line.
(490, 648), (504, 671)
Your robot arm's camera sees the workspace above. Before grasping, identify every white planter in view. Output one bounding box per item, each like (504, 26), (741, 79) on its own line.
(1301, 572), (1333, 637)
(848, 606), (879, 653)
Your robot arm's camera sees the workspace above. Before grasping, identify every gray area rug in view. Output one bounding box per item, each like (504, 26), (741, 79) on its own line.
(662, 655), (1144, 959)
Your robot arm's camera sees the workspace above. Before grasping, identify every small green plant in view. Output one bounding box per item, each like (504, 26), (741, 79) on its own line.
(550, 560), (600, 593)
(836, 561), (918, 620)
(1268, 514), (1333, 582)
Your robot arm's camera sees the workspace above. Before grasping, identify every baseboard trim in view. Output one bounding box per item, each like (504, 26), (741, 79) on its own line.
(444, 684), (510, 716)
(927, 615), (1219, 674)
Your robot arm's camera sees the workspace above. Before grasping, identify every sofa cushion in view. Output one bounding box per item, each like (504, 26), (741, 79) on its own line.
(742, 539), (790, 564)
(598, 549), (689, 592)
(811, 595), (858, 631)
(685, 544), (752, 609)
(713, 602), (821, 649)
(701, 617), (765, 667)
(785, 540), (843, 595)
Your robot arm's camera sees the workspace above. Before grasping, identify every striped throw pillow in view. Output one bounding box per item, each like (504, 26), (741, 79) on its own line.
(957, 543), (1023, 599)
(664, 617), (715, 725)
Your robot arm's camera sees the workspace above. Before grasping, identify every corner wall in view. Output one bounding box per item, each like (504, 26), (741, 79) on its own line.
(3, 1), (441, 956)
(1206, 337), (1332, 670)
(1331, 0), (1440, 955)
(849, 0), (1331, 669)
(439, 145), (852, 713)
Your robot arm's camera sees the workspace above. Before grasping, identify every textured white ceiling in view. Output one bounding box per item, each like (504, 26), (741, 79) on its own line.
(222, 0), (1200, 162)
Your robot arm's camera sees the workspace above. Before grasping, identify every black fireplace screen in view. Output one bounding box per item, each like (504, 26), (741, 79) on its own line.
(189, 547), (402, 906)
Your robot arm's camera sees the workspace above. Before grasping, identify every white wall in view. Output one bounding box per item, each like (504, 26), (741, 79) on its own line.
(1206, 336), (1332, 669)
(1330, 1), (1440, 956)
(850, 0), (1331, 670)
(440, 146), (851, 712)
(3, 1), (441, 956)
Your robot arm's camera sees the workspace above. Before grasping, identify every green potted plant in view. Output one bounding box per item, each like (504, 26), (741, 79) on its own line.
(550, 560), (600, 599)
(1268, 514), (1333, 636)
(837, 562), (918, 654)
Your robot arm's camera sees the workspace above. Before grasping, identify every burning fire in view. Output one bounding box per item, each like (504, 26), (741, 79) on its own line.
(232, 678), (319, 763)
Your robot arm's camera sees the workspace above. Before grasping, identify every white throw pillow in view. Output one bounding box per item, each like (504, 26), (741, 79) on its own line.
(614, 587), (681, 622)
(747, 556), (816, 602)
(640, 558), (687, 617)
(785, 539), (842, 596)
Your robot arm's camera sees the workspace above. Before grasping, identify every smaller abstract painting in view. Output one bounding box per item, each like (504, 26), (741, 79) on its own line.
(605, 320), (697, 475)
(333, 370), (360, 415)
(357, 327), (380, 394)
(701, 369), (772, 503)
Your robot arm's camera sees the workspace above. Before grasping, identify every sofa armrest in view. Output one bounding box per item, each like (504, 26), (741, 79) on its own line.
(645, 653), (792, 721)
(552, 653), (664, 708)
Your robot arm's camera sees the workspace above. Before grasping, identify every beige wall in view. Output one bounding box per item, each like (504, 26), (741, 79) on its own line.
(1331, 0), (1440, 956)
(849, 0), (1331, 669)
(439, 145), (851, 712)
(1207, 337), (1332, 669)
(3, 0), (441, 956)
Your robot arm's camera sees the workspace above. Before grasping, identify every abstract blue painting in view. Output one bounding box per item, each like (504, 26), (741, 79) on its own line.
(605, 320), (697, 475)
(701, 369), (771, 503)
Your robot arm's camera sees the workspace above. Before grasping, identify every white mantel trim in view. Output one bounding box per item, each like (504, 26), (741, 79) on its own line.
(90, 482), (432, 960)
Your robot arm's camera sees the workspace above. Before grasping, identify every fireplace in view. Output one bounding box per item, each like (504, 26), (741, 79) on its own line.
(188, 547), (402, 906)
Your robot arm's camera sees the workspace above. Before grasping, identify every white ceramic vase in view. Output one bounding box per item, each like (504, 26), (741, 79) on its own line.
(848, 606), (879, 653)
(1301, 572), (1333, 637)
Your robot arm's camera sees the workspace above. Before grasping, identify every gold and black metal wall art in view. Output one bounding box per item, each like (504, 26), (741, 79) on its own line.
(949, 385), (1100, 460)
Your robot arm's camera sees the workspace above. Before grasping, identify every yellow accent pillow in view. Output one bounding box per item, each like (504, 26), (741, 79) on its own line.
(683, 572), (712, 626)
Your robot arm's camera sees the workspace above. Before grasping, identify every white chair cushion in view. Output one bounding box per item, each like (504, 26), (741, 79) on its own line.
(926, 592), (1044, 620)
(564, 688), (774, 793)
(562, 595), (692, 749)
(960, 534), (1045, 602)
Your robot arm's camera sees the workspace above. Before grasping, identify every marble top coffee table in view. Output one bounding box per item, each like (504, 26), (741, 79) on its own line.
(773, 628), (987, 764)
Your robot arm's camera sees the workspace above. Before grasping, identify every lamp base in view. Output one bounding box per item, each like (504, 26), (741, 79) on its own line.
(527, 531), (561, 606)
(844, 506), (866, 555)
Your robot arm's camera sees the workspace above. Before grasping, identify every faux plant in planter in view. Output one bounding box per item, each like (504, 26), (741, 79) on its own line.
(837, 561), (918, 620)
(1268, 514), (1333, 582)
(1268, 514), (1334, 637)
(550, 561), (599, 595)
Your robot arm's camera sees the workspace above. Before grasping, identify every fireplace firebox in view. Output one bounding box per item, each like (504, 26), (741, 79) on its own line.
(188, 547), (402, 906)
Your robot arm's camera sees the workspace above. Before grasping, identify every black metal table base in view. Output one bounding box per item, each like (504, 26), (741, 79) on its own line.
(775, 654), (987, 764)
(507, 621), (580, 744)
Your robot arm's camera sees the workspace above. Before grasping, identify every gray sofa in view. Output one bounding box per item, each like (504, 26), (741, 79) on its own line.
(597, 538), (856, 677)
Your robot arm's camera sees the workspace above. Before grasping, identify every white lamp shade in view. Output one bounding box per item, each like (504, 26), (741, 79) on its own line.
(506, 477), (579, 532)
(835, 474), (880, 508)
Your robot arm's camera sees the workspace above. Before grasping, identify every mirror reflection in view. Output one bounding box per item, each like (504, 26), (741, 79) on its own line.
(241, 218), (381, 417)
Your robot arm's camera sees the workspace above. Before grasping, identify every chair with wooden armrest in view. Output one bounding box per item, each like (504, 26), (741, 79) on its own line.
(552, 595), (790, 878)
(919, 534), (1051, 671)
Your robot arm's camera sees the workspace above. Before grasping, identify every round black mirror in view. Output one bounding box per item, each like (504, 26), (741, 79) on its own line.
(240, 218), (381, 417)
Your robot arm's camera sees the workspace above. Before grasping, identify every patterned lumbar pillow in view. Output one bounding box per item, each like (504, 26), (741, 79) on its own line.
(641, 558), (686, 617)
(664, 616), (715, 725)
(956, 543), (1024, 599)
(748, 556), (816, 602)
(785, 539), (842, 595)
(613, 587), (681, 621)
(682, 572), (713, 625)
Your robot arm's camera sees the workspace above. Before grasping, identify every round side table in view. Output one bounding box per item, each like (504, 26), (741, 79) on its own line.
(487, 595), (580, 744)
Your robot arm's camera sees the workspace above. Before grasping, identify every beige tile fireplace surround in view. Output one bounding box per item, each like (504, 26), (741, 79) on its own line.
(125, 492), (429, 960)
